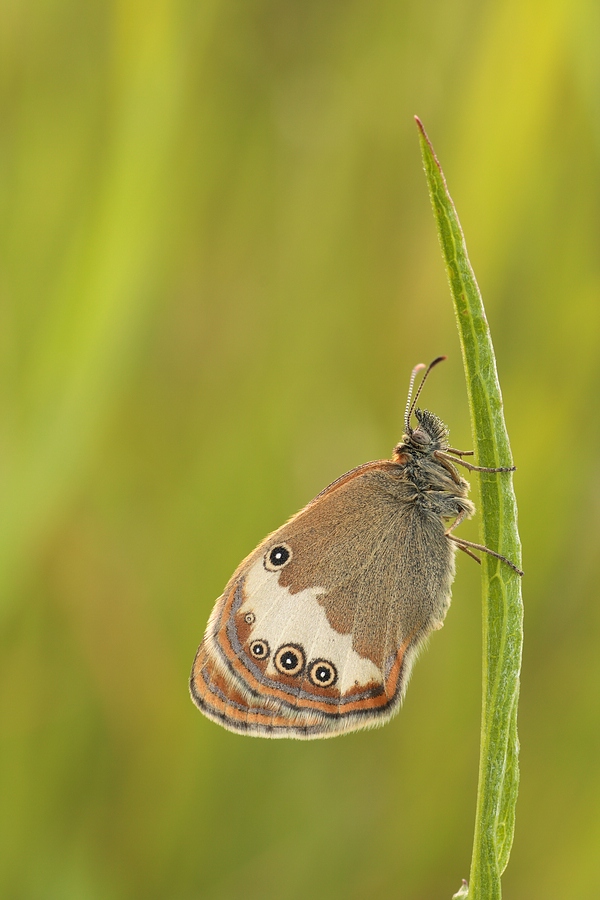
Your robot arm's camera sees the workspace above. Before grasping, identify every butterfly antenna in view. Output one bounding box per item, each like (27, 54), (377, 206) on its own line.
(404, 363), (426, 432)
(405, 356), (446, 430)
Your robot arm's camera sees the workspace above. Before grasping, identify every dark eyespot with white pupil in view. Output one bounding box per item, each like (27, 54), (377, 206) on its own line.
(274, 644), (304, 677)
(264, 543), (292, 571)
(249, 640), (269, 660)
(309, 659), (337, 688)
(244, 612), (255, 624)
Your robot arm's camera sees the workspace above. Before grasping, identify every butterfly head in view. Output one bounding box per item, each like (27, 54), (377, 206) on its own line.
(404, 407), (449, 450)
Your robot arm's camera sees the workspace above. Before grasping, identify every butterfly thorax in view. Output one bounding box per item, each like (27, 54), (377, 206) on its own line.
(392, 407), (469, 498)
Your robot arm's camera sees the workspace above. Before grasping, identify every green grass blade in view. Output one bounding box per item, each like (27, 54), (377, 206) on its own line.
(415, 117), (523, 900)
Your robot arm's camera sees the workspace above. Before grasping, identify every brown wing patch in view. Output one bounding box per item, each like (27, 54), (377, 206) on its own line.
(267, 463), (452, 668)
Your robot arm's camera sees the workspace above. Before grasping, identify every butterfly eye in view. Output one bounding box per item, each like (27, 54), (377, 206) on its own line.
(308, 659), (337, 688)
(274, 644), (305, 677)
(249, 640), (270, 660)
(244, 612), (255, 624)
(264, 543), (292, 571)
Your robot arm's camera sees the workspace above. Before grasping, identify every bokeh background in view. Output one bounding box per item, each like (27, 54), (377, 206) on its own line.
(1, 1), (599, 898)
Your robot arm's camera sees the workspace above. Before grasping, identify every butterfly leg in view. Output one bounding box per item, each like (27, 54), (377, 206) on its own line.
(445, 447), (474, 457)
(443, 506), (472, 538)
(436, 450), (515, 474)
(444, 508), (524, 576)
(455, 543), (481, 565)
(447, 534), (523, 576)
(423, 490), (522, 575)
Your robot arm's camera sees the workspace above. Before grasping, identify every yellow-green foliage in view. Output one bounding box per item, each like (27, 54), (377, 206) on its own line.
(1, 2), (599, 898)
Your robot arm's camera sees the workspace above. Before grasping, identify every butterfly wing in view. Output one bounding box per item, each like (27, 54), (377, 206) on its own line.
(190, 460), (456, 738)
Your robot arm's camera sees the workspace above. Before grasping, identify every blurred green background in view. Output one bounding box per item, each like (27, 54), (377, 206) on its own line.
(1, 0), (599, 898)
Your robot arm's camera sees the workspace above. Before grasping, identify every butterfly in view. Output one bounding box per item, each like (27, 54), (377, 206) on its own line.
(190, 357), (522, 739)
